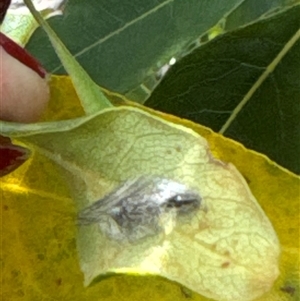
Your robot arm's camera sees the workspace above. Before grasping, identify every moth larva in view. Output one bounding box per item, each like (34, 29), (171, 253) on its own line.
(78, 176), (202, 242)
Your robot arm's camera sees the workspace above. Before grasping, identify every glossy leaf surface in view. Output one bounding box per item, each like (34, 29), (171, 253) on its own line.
(145, 5), (300, 174)
(25, 0), (296, 98)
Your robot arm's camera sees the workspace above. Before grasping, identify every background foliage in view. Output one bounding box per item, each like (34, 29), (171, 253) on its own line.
(24, 0), (300, 174)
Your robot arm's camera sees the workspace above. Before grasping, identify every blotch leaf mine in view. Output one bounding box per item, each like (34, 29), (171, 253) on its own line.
(1, 93), (281, 300)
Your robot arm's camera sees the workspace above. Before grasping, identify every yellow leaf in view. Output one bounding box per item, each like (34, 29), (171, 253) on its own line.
(1, 76), (298, 301)
(40, 75), (126, 121)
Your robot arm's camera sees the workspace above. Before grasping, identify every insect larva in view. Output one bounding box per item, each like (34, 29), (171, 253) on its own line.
(78, 176), (202, 242)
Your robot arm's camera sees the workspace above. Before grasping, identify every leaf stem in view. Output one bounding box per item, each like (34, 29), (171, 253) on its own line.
(219, 28), (300, 135)
(23, 0), (113, 114)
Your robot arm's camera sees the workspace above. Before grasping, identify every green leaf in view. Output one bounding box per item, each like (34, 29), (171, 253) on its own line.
(25, 0), (295, 100)
(23, 0), (112, 114)
(223, 0), (299, 31)
(145, 5), (300, 174)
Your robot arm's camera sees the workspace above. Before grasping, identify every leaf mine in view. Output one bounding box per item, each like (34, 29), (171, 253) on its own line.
(78, 176), (202, 242)
(6, 106), (281, 301)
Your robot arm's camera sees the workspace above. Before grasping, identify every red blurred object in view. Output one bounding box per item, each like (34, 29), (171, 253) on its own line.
(0, 32), (47, 78)
(0, 136), (30, 177)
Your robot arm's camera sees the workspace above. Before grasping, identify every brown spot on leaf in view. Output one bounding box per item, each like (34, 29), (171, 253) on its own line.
(56, 278), (62, 286)
(210, 244), (217, 250)
(224, 250), (230, 256)
(221, 262), (230, 268)
(280, 285), (295, 296)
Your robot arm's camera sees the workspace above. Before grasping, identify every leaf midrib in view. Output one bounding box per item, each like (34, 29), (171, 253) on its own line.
(51, 0), (175, 73)
(219, 26), (300, 134)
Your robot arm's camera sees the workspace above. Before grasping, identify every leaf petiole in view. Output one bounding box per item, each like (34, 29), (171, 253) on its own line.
(23, 0), (113, 115)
